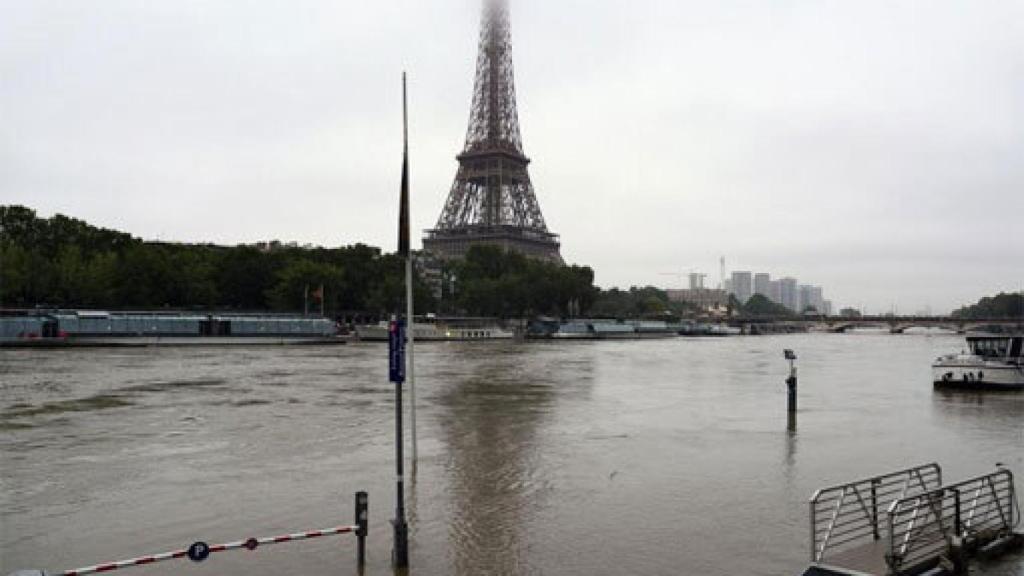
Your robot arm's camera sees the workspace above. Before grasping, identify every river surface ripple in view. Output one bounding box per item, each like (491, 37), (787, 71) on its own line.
(1, 334), (1022, 576)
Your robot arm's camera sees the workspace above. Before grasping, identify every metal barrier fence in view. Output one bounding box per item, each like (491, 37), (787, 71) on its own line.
(810, 463), (943, 563)
(886, 469), (1020, 574)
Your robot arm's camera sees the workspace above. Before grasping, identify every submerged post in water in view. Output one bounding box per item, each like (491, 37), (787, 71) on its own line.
(784, 349), (798, 414)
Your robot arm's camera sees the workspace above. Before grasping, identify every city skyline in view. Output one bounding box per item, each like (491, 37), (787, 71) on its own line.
(3, 0), (1022, 314)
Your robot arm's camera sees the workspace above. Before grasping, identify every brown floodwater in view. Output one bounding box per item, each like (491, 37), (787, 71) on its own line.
(1, 334), (1022, 576)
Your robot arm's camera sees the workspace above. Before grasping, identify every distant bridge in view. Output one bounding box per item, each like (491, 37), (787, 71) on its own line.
(725, 316), (1024, 335)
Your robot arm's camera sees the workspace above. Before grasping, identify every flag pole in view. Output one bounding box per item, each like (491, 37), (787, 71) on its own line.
(404, 82), (418, 465)
(391, 71), (412, 569)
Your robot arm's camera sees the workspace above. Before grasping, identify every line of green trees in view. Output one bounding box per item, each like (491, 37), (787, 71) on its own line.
(2, 204), (854, 321)
(0, 206), (604, 319)
(0, 205), (433, 315)
(589, 286), (697, 318)
(952, 292), (1024, 319)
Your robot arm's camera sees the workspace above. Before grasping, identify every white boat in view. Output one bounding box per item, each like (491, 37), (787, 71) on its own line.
(706, 324), (742, 337)
(356, 317), (514, 342)
(550, 320), (596, 340)
(932, 334), (1024, 391)
(590, 320), (641, 339)
(533, 319), (678, 340)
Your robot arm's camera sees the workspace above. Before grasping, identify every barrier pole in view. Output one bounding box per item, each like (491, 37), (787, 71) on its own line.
(356, 491), (369, 567)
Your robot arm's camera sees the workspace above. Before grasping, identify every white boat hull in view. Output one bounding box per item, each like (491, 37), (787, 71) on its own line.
(932, 356), (1024, 390)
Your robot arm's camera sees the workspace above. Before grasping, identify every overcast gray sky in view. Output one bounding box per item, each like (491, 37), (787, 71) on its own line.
(2, 0), (1022, 313)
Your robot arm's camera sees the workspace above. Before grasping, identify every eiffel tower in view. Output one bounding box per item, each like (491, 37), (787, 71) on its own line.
(423, 0), (562, 264)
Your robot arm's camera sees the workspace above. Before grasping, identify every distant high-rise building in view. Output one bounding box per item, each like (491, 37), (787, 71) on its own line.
(768, 280), (783, 304)
(688, 273), (706, 290)
(810, 286), (825, 312)
(731, 271), (753, 305)
(798, 285), (813, 313)
(754, 273), (771, 299)
(797, 285), (827, 313)
(779, 278), (799, 311)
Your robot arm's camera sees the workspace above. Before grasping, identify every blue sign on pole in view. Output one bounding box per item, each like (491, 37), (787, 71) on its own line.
(389, 319), (406, 384)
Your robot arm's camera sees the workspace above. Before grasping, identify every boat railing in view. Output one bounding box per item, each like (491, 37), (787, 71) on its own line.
(809, 463), (943, 564)
(886, 468), (1019, 574)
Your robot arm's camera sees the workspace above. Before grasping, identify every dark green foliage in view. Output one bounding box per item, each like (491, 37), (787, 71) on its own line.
(589, 285), (697, 319)
(952, 292), (1024, 319)
(447, 246), (597, 318)
(742, 294), (796, 317)
(0, 205), (436, 315)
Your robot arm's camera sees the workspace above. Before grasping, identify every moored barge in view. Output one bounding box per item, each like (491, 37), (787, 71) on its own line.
(0, 310), (346, 347)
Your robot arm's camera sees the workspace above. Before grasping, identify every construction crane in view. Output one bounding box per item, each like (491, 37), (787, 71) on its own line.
(659, 269), (704, 290)
(658, 272), (687, 288)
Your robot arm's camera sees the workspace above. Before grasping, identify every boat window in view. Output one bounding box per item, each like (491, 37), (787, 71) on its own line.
(972, 339), (1010, 358)
(42, 319), (58, 339)
(1011, 338), (1022, 358)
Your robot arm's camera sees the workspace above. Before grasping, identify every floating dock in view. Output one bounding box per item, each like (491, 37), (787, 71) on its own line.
(802, 463), (1022, 576)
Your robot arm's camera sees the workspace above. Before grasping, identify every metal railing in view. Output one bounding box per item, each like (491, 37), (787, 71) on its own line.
(886, 469), (1020, 574)
(810, 463), (943, 563)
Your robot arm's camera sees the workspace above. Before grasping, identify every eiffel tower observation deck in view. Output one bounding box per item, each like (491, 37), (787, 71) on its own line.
(424, 0), (563, 264)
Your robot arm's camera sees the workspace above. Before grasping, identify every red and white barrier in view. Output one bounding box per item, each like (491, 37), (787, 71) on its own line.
(62, 525), (358, 576)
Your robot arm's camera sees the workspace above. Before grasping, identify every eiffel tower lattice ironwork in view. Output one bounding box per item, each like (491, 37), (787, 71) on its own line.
(424, 0), (562, 264)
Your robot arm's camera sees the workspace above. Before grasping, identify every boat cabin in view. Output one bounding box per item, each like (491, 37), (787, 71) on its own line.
(967, 335), (1023, 360)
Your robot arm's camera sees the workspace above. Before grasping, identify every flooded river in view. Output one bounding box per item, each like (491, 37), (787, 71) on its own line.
(2, 334), (1022, 575)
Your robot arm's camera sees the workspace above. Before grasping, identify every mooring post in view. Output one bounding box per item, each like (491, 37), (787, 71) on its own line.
(784, 349), (798, 413)
(355, 491), (369, 567)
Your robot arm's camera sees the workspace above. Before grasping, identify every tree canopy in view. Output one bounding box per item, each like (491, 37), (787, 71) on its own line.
(445, 245), (597, 318)
(741, 294), (796, 317)
(952, 292), (1024, 319)
(588, 286), (700, 320)
(0, 205), (433, 316)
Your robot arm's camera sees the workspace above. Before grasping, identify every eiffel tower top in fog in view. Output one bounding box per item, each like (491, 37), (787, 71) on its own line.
(462, 0), (525, 157)
(424, 0), (563, 264)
